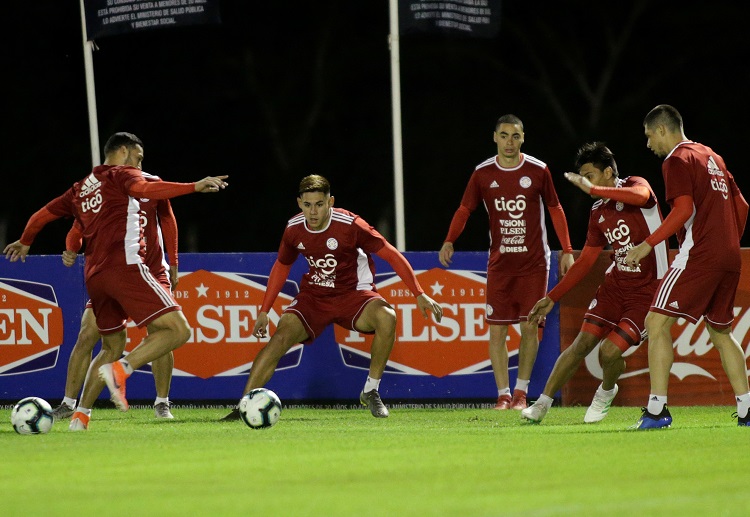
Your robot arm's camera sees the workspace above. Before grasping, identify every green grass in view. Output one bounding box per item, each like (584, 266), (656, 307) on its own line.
(1, 405), (746, 516)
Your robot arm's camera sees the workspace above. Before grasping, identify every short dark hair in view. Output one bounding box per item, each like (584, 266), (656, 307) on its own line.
(103, 132), (143, 155)
(298, 174), (331, 197)
(643, 104), (683, 133)
(495, 114), (524, 132)
(575, 142), (618, 177)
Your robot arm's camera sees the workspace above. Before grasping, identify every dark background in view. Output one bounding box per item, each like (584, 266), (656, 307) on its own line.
(4, 1), (749, 256)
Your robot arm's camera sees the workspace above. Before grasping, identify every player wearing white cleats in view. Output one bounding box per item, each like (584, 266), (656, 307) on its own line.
(584, 384), (619, 423)
(523, 143), (666, 425)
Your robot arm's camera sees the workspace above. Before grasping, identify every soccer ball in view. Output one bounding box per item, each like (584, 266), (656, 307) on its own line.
(11, 397), (54, 435)
(238, 388), (282, 429)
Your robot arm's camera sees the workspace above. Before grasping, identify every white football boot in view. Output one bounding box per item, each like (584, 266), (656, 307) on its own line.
(584, 384), (619, 423)
(521, 401), (549, 424)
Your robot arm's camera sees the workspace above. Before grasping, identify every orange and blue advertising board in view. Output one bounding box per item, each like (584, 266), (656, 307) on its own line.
(4, 250), (749, 405)
(0, 252), (559, 403)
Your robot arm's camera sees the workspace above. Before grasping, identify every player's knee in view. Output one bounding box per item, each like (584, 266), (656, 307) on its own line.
(374, 306), (397, 337)
(76, 325), (101, 351)
(569, 335), (598, 359)
(173, 320), (192, 345)
(599, 342), (622, 367)
(262, 334), (295, 360)
(161, 312), (191, 346)
(705, 322), (731, 337)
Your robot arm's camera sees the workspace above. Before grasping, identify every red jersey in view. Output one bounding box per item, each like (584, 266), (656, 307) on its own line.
(585, 176), (668, 290)
(663, 141), (743, 271)
(136, 173), (176, 276)
(45, 165), (149, 280)
(65, 171), (177, 279)
(277, 208), (388, 293)
(458, 154), (563, 275)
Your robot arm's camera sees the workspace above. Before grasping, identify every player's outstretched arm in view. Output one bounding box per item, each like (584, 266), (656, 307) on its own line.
(5, 203), (68, 262)
(127, 175), (229, 199)
(563, 172), (593, 194)
(626, 194), (693, 268)
(194, 176), (229, 193)
(416, 293), (443, 323)
(252, 259), (294, 339)
(4, 241), (31, 263)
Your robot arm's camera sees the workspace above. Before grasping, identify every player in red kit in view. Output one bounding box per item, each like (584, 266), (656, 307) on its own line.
(222, 174), (443, 420)
(521, 142), (668, 424)
(439, 114), (575, 410)
(4, 132), (228, 430)
(51, 171), (181, 422)
(625, 105), (750, 429)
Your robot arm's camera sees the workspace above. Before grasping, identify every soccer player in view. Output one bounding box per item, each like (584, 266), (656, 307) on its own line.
(439, 114), (575, 410)
(52, 172), (180, 422)
(222, 174), (443, 420)
(520, 142), (668, 424)
(624, 105), (750, 429)
(4, 132), (228, 430)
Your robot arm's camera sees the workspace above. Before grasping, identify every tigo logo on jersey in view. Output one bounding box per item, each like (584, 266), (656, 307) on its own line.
(335, 268), (521, 377)
(0, 279), (64, 375)
(603, 219), (631, 246)
(126, 270), (299, 379)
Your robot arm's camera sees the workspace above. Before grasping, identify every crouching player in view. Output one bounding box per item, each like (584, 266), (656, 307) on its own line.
(521, 142), (668, 424)
(222, 174), (443, 420)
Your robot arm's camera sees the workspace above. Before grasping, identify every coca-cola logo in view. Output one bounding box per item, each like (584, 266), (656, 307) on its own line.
(501, 236), (525, 245)
(583, 308), (750, 382)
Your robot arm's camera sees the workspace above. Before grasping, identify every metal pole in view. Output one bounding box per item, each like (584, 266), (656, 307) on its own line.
(79, 0), (101, 167)
(388, 0), (406, 250)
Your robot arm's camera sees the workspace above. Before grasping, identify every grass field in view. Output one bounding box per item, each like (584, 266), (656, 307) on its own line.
(1, 403), (746, 516)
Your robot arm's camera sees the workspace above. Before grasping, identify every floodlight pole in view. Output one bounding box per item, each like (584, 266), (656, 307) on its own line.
(79, 0), (101, 167)
(388, 0), (406, 251)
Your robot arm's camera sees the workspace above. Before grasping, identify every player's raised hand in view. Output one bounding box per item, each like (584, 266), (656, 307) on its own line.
(253, 311), (270, 339)
(439, 242), (454, 267)
(195, 175), (229, 193)
(416, 293), (443, 323)
(61, 250), (77, 267)
(4, 241), (30, 262)
(528, 296), (554, 325)
(564, 172), (592, 194)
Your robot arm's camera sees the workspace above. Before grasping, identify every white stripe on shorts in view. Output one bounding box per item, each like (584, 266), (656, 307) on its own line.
(654, 268), (683, 309)
(138, 263), (174, 307)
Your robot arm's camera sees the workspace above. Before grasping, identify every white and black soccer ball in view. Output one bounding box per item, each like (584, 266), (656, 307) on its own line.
(11, 397), (54, 435)
(238, 388), (282, 429)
